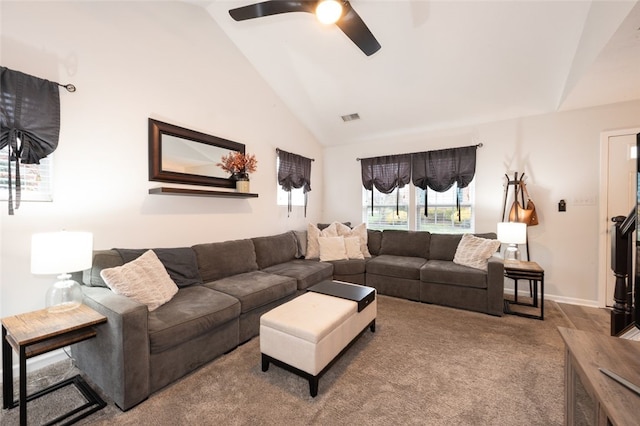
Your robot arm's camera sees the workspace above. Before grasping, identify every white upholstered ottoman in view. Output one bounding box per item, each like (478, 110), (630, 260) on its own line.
(260, 281), (376, 397)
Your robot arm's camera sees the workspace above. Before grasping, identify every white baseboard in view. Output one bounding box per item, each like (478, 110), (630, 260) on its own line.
(0, 348), (69, 379)
(504, 288), (600, 308)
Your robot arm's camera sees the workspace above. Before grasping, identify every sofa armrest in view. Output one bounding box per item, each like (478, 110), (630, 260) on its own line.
(71, 286), (150, 410)
(486, 255), (505, 316)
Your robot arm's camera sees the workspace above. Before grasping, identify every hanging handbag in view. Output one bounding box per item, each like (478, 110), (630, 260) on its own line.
(508, 182), (539, 226)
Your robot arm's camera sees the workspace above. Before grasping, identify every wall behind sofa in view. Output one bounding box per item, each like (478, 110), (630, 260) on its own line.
(0, 1), (325, 325)
(323, 100), (640, 306)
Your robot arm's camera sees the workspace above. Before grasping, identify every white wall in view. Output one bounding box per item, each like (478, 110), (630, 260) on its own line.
(0, 1), (325, 325)
(324, 100), (640, 305)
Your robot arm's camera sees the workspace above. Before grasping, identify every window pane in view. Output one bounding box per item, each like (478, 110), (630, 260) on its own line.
(362, 186), (409, 230)
(416, 181), (474, 234)
(277, 186), (305, 206)
(0, 146), (53, 202)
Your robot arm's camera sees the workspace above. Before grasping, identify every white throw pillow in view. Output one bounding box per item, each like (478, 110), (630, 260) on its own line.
(335, 222), (371, 258)
(453, 234), (501, 271)
(100, 249), (178, 311)
(318, 236), (349, 261)
(345, 237), (365, 260)
(306, 222), (339, 259)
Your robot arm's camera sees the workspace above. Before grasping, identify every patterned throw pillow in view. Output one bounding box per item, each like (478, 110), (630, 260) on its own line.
(100, 249), (178, 311)
(453, 234), (501, 271)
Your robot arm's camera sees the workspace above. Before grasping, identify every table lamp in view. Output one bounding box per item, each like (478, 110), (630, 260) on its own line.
(31, 231), (93, 312)
(497, 222), (527, 260)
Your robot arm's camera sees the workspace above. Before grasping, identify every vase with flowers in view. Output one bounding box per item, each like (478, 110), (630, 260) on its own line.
(217, 151), (258, 193)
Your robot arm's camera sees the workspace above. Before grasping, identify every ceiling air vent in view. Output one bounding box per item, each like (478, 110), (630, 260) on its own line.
(341, 113), (360, 122)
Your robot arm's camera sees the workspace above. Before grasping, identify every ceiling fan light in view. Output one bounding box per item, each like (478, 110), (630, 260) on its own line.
(316, 0), (343, 25)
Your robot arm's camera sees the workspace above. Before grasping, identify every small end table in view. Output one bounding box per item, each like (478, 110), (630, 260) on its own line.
(2, 304), (107, 425)
(503, 259), (544, 320)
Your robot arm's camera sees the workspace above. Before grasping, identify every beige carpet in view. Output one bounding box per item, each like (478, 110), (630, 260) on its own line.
(1, 295), (573, 425)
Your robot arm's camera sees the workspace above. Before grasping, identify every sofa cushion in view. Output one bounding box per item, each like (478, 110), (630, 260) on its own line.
(261, 259), (333, 291)
(252, 232), (298, 269)
(366, 254), (427, 280)
(204, 271), (297, 314)
(329, 258), (367, 276)
(429, 234), (463, 261)
(380, 230), (430, 259)
(293, 230), (307, 258)
(420, 260), (488, 289)
(318, 221), (351, 230)
(367, 230), (382, 255)
(84, 250), (124, 287)
(115, 248), (203, 287)
(453, 234), (501, 271)
(100, 250), (179, 311)
(148, 286), (240, 354)
(192, 239), (258, 282)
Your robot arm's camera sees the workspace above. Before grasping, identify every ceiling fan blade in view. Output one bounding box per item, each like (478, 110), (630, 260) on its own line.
(335, 2), (381, 56)
(229, 1), (317, 21)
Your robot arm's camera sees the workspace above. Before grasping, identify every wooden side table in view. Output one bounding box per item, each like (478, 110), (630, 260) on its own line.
(2, 304), (107, 425)
(503, 259), (544, 320)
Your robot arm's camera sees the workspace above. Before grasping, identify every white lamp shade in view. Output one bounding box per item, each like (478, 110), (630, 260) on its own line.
(497, 222), (527, 245)
(316, 0), (343, 24)
(31, 231), (93, 275)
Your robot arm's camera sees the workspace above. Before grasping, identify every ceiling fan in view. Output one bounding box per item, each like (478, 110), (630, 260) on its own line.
(228, 0), (381, 56)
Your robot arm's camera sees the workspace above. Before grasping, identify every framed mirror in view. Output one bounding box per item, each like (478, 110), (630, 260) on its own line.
(149, 118), (244, 188)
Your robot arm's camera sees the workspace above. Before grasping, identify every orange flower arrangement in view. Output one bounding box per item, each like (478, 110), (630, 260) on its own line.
(217, 151), (258, 175)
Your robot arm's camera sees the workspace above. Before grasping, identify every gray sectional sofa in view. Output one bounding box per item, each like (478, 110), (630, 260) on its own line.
(71, 227), (503, 411)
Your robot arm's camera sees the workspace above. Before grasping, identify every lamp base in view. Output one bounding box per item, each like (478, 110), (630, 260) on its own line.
(46, 274), (83, 313)
(504, 244), (521, 261)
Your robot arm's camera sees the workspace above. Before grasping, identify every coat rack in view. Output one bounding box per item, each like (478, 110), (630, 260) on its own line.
(501, 172), (530, 261)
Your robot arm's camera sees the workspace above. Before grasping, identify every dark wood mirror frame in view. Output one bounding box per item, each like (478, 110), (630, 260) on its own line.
(148, 118), (245, 189)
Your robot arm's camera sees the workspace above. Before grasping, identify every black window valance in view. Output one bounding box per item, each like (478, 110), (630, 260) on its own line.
(360, 145), (478, 218)
(360, 154), (411, 215)
(0, 67), (61, 214)
(277, 149), (312, 217)
(412, 145), (477, 218)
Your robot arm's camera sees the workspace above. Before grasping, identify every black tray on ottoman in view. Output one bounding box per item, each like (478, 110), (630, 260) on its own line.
(307, 280), (375, 312)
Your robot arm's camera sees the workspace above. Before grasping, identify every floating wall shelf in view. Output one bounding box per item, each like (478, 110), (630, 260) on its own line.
(149, 187), (258, 198)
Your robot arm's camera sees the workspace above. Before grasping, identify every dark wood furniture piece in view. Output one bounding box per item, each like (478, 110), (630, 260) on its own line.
(2, 304), (107, 425)
(149, 187), (258, 198)
(503, 259), (544, 320)
(559, 327), (640, 425)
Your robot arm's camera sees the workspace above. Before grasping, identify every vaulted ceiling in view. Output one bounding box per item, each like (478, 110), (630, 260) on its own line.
(198, 1), (640, 146)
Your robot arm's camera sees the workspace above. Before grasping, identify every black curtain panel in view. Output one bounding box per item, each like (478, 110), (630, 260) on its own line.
(412, 145), (477, 218)
(360, 154), (411, 215)
(277, 149), (312, 216)
(0, 67), (61, 214)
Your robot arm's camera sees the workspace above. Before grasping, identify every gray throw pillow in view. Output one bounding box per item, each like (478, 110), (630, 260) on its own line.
(115, 247), (203, 287)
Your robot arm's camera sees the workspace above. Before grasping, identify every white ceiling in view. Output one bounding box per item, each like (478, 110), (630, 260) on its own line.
(199, 1), (640, 146)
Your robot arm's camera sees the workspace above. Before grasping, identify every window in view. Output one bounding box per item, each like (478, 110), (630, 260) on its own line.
(276, 156), (307, 207)
(416, 181), (474, 233)
(362, 180), (475, 233)
(362, 186), (410, 230)
(277, 185), (305, 207)
(0, 145), (53, 202)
